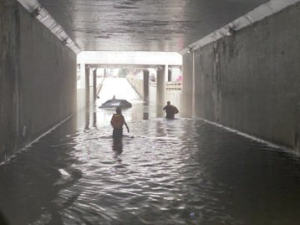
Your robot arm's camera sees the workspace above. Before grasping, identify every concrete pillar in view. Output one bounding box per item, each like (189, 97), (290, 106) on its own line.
(168, 68), (172, 81)
(93, 69), (97, 103)
(85, 110), (90, 130)
(143, 69), (149, 103)
(80, 63), (86, 88)
(165, 64), (169, 82)
(157, 66), (166, 107)
(192, 50), (195, 117)
(181, 53), (194, 117)
(85, 65), (90, 107)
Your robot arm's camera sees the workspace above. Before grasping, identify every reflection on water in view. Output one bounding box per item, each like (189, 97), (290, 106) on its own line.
(93, 112), (97, 128)
(1, 91), (300, 224)
(1, 103), (300, 225)
(112, 139), (123, 161)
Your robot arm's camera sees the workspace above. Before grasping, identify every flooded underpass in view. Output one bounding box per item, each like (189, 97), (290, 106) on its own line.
(1, 78), (300, 225)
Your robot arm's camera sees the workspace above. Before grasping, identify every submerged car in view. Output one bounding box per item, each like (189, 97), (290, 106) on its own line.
(99, 99), (132, 109)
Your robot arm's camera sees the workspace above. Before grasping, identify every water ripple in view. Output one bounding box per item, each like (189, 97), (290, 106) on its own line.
(1, 106), (300, 225)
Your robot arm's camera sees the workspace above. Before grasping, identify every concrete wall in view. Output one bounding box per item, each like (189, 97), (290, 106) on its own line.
(0, 0), (20, 162)
(77, 88), (86, 111)
(149, 82), (157, 104)
(181, 3), (300, 153)
(126, 75), (143, 99)
(166, 89), (181, 113)
(181, 53), (194, 116)
(0, 1), (77, 162)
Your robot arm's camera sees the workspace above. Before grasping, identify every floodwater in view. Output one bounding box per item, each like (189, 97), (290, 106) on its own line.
(1, 78), (300, 225)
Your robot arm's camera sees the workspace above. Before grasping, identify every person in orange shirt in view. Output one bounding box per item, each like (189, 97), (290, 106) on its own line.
(110, 107), (129, 139)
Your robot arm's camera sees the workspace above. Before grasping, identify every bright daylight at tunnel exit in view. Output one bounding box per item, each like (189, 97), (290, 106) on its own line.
(1, 0), (300, 224)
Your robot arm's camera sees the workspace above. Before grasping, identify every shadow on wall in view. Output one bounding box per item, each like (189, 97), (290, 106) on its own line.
(0, 211), (9, 225)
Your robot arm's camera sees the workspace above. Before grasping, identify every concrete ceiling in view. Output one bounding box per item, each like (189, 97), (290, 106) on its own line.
(39, 0), (269, 52)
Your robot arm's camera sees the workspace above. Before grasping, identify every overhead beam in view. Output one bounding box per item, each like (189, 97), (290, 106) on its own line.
(77, 51), (182, 66)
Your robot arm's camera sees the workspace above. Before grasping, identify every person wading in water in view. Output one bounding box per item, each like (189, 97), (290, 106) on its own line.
(163, 101), (179, 119)
(110, 107), (130, 139)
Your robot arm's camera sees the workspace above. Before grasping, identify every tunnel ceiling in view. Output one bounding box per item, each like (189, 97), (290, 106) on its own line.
(39, 0), (269, 52)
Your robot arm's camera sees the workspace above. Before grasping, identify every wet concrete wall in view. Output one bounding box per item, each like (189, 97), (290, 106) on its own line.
(182, 3), (300, 153)
(181, 53), (194, 117)
(149, 83), (156, 104)
(0, 0), (20, 162)
(165, 90), (181, 113)
(126, 75), (144, 98)
(0, 1), (77, 162)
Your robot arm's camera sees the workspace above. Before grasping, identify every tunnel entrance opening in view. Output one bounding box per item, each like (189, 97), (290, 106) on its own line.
(76, 51), (183, 112)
